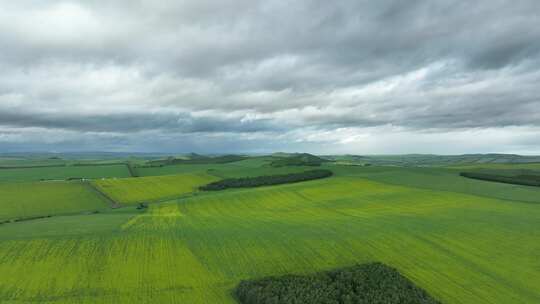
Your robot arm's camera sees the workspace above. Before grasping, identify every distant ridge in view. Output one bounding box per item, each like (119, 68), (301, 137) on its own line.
(325, 154), (540, 166)
(270, 153), (330, 167)
(146, 154), (247, 166)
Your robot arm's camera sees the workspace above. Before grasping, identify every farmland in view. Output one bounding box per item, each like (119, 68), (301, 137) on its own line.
(91, 172), (219, 205)
(0, 164), (131, 182)
(0, 181), (109, 221)
(0, 154), (539, 303)
(331, 165), (540, 204)
(135, 158), (315, 178)
(4, 0), (540, 302)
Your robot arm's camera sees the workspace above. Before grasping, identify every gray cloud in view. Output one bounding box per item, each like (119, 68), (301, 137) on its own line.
(0, 109), (281, 134)
(0, 1), (539, 153)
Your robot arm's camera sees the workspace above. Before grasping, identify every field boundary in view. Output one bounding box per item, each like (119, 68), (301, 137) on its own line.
(460, 172), (540, 187)
(86, 181), (122, 208)
(200, 169), (333, 191)
(126, 163), (138, 177)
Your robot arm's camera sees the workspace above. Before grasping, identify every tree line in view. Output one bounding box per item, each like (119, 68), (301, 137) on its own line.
(460, 172), (540, 187)
(235, 262), (440, 304)
(199, 169), (333, 191)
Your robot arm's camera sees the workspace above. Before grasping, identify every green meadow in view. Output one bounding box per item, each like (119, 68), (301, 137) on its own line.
(0, 158), (539, 303)
(0, 164), (131, 182)
(448, 162), (540, 170)
(330, 165), (540, 204)
(135, 158), (314, 178)
(0, 181), (109, 221)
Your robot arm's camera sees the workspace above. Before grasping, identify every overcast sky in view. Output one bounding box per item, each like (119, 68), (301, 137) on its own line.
(1, 1), (539, 154)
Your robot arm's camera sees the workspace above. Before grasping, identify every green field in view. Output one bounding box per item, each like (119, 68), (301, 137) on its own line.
(135, 158), (313, 178)
(448, 163), (540, 170)
(0, 181), (109, 221)
(330, 165), (540, 204)
(91, 173), (219, 205)
(0, 164), (131, 182)
(0, 159), (539, 303)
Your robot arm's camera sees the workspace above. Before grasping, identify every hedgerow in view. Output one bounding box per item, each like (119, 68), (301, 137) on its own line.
(460, 172), (540, 187)
(200, 169), (332, 191)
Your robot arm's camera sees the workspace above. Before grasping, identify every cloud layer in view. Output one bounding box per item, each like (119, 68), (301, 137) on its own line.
(1, 1), (539, 154)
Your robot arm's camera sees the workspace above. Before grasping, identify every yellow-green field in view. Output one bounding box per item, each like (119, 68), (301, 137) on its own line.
(0, 170), (539, 303)
(91, 173), (219, 205)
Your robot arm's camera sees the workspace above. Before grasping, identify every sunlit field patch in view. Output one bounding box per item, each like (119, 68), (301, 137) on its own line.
(92, 173), (219, 205)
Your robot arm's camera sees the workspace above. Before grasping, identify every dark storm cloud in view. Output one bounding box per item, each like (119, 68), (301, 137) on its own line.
(0, 109), (280, 134)
(0, 0), (539, 153)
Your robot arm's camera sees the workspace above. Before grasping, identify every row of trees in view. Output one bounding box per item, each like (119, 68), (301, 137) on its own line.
(460, 172), (540, 187)
(235, 262), (440, 304)
(200, 169), (333, 191)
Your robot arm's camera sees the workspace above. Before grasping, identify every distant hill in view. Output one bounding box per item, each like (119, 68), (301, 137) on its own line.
(270, 153), (330, 167)
(147, 154), (247, 166)
(271, 152), (297, 158)
(184, 152), (207, 160)
(326, 154), (540, 167)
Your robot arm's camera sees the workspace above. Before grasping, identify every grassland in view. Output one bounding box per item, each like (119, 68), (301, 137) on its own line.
(0, 164), (131, 182)
(0, 164), (539, 303)
(447, 162), (540, 170)
(269, 153), (328, 167)
(0, 181), (109, 221)
(330, 164), (540, 204)
(91, 172), (219, 205)
(135, 157), (313, 178)
(147, 154), (248, 166)
(136, 163), (227, 177)
(0, 157), (67, 167)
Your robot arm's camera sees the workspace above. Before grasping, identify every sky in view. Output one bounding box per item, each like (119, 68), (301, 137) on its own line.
(1, 1), (540, 155)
